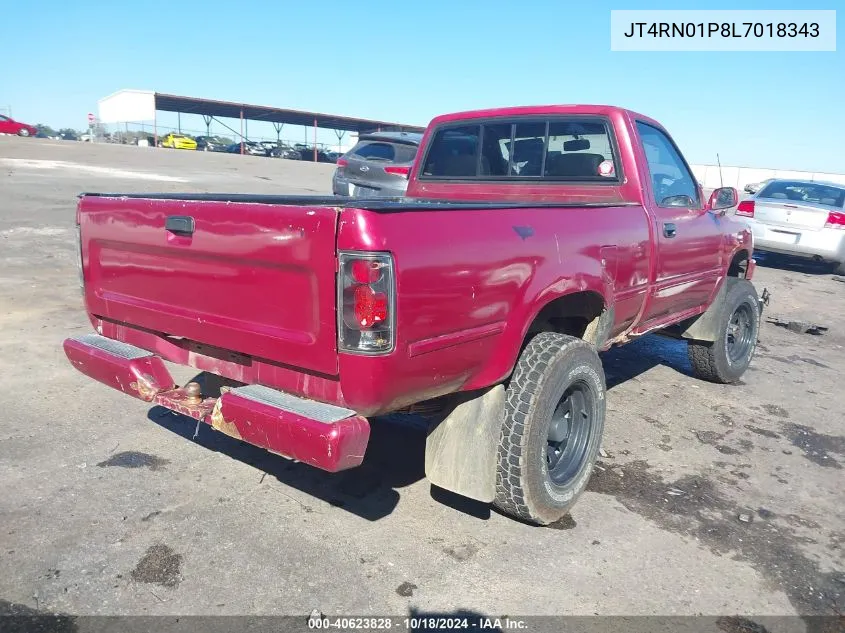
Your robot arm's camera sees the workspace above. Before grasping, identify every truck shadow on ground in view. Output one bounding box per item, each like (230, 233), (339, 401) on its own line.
(148, 401), (428, 522)
(601, 333), (693, 389)
(147, 335), (693, 522)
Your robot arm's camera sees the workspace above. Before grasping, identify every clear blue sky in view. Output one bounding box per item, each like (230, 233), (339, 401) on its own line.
(2, 0), (842, 171)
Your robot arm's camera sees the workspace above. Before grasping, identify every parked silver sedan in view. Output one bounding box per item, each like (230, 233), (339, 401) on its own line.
(738, 179), (845, 274)
(332, 132), (422, 198)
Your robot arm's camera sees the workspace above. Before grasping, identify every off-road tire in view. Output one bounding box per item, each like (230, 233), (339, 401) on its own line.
(494, 332), (606, 525)
(688, 279), (760, 384)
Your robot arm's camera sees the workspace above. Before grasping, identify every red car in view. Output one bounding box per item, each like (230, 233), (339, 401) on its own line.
(63, 104), (761, 525)
(0, 114), (37, 137)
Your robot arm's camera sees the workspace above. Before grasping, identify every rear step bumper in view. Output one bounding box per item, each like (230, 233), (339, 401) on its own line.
(63, 334), (369, 472)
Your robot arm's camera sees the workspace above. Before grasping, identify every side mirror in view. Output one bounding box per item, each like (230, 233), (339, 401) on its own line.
(708, 187), (738, 213)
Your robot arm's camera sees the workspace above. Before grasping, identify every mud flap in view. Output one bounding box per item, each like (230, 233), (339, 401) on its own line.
(679, 278), (760, 342)
(424, 385), (505, 503)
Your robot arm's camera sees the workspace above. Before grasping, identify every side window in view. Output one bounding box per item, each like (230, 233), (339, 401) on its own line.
(0, 115), (8, 122)
(636, 122), (699, 207)
(421, 125), (480, 177)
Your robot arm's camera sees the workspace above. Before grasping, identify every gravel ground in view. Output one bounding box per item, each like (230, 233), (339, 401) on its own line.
(0, 137), (842, 628)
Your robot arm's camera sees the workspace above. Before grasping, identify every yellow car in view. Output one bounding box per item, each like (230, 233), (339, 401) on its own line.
(159, 133), (197, 150)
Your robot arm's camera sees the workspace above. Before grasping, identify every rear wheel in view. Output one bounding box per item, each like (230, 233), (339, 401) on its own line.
(688, 279), (760, 383)
(833, 262), (845, 276)
(494, 332), (606, 525)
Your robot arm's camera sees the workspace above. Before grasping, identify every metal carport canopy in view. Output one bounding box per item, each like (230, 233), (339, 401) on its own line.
(153, 93), (425, 133)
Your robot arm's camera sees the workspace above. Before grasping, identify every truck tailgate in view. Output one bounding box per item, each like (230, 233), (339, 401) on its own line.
(79, 195), (340, 376)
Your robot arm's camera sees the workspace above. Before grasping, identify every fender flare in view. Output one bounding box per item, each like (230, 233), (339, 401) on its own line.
(463, 277), (612, 391)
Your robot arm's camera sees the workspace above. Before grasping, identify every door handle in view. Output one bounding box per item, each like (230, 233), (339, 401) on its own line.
(663, 223), (677, 238)
(165, 215), (195, 235)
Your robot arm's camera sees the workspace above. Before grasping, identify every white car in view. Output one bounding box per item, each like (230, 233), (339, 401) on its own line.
(738, 179), (845, 274)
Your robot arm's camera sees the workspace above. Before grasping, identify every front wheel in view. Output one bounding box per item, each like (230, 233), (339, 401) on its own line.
(18, 128), (31, 137)
(494, 332), (606, 525)
(688, 279), (760, 384)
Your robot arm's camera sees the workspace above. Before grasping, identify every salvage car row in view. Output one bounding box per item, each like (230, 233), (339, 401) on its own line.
(158, 132), (341, 162)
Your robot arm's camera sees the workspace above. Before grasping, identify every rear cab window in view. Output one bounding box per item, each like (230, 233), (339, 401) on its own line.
(419, 117), (620, 182)
(758, 181), (845, 208)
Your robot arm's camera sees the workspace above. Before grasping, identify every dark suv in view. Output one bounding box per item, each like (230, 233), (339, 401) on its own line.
(332, 131), (422, 197)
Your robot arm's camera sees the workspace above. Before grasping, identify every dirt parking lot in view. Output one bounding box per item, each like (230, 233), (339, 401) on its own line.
(0, 137), (842, 627)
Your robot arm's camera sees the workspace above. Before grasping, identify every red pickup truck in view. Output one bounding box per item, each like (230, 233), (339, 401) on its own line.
(64, 105), (761, 525)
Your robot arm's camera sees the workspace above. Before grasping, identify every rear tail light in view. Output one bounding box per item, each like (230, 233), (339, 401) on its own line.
(350, 259), (383, 284)
(736, 200), (755, 217)
(383, 165), (410, 179)
(825, 211), (845, 229)
(338, 252), (395, 353)
(336, 158), (348, 168)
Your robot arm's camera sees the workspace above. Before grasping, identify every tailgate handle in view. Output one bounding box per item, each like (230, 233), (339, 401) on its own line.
(165, 216), (195, 235)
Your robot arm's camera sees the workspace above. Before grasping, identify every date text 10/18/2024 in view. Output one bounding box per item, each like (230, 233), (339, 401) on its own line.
(307, 616), (528, 630)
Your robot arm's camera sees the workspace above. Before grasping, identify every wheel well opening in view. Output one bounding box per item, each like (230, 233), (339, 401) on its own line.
(525, 291), (606, 344)
(728, 250), (750, 278)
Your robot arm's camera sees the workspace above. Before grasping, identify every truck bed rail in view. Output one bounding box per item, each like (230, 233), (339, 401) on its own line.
(79, 192), (639, 212)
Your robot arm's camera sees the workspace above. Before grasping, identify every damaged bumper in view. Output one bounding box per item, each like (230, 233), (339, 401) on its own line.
(63, 334), (369, 472)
